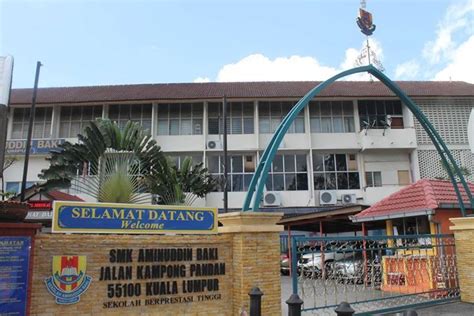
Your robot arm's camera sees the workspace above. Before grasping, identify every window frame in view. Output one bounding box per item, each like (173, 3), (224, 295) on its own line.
(258, 101), (305, 134)
(365, 171), (382, 187)
(313, 153), (360, 190)
(59, 105), (103, 138)
(11, 107), (53, 140)
(309, 100), (355, 133)
(157, 103), (203, 136)
(208, 102), (254, 135)
(108, 104), (152, 132)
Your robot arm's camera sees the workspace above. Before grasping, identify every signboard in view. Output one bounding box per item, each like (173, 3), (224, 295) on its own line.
(28, 200), (53, 210)
(5, 139), (65, 156)
(52, 201), (218, 234)
(0, 236), (31, 316)
(25, 211), (53, 221)
(97, 246), (226, 310)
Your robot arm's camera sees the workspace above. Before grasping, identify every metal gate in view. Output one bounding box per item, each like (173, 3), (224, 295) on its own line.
(290, 234), (460, 315)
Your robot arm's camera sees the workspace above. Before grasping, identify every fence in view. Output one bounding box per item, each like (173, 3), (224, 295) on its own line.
(290, 234), (459, 315)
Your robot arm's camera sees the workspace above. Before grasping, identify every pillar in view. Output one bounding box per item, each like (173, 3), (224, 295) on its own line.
(450, 217), (474, 303)
(219, 212), (283, 316)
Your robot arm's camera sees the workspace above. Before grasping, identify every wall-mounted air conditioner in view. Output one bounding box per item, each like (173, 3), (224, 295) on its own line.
(263, 192), (281, 207)
(341, 193), (357, 205)
(207, 140), (222, 150)
(319, 190), (337, 205)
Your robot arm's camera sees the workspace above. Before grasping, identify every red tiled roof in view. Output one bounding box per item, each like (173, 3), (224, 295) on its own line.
(352, 179), (474, 222)
(10, 81), (474, 105)
(47, 191), (84, 202)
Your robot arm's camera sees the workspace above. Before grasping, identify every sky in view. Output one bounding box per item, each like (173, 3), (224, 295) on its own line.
(0, 0), (473, 88)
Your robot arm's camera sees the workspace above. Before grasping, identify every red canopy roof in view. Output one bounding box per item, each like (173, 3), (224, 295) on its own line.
(352, 179), (474, 222)
(46, 190), (84, 202)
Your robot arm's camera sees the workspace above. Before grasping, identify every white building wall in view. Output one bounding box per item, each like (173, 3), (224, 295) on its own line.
(3, 97), (426, 210)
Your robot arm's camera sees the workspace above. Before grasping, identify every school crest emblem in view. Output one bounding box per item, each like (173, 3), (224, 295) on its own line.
(44, 256), (92, 304)
(356, 8), (376, 36)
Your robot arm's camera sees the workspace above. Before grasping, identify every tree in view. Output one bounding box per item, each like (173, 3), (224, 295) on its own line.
(145, 156), (216, 205)
(40, 119), (216, 205)
(1, 156), (18, 200)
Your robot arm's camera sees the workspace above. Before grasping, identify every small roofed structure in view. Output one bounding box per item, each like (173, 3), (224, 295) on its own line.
(351, 179), (474, 235)
(11, 185), (84, 225)
(350, 179), (473, 296)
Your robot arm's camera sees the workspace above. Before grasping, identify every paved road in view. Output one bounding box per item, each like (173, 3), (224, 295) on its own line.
(280, 276), (474, 315)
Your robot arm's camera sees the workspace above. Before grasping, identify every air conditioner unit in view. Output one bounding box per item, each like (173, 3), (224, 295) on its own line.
(341, 193), (357, 205)
(319, 190), (337, 205)
(207, 140), (222, 150)
(263, 192), (281, 207)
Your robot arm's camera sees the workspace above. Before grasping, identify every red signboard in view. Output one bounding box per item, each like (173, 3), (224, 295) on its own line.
(28, 201), (52, 210)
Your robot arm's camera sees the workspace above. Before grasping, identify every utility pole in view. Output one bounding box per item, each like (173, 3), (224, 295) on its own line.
(20, 61), (42, 201)
(222, 95), (228, 213)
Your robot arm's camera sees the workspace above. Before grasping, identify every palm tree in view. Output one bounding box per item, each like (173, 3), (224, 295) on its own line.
(40, 119), (164, 203)
(145, 156), (216, 205)
(40, 119), (216, 205)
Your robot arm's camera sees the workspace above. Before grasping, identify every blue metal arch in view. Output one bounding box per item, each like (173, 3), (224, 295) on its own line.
(243, 65), (473, 216)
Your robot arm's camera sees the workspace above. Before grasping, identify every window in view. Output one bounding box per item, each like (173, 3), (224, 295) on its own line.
(313, 153), (360, 190)
(11, 107), (52, 139)
(259, 101), (304, 134)
(5, 181), (35, 194)
(309, 101), (354, 133)
(208, 102), (254, 135)
(109, 104), (152, 131)
(59, 106), (103, 138)
(398, 170), (410, 185)
(207, 154), (256, 191)
(366, 171), (382, 187)
(167, 153), (203, 168)
(358, 100), (404, 130)
(265, 154), (308, 191)
(157, 103), (203, 135)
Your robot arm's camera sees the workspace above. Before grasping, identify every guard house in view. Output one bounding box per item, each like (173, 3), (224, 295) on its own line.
(351, 179), (474, 295)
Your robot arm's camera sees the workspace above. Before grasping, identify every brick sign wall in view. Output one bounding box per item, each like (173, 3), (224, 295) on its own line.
(31, 234), (233, 315)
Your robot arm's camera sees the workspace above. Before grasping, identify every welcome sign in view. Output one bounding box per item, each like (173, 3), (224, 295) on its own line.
(52, 201), (218, 234)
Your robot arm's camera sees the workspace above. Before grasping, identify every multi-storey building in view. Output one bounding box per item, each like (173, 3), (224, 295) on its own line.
(3, 81), (474, 213)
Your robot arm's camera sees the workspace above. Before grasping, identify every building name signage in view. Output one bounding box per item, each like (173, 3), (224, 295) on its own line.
(6, 139), (65, 155)
(52, 201), (218, 234)
(100, 247), (225, 309)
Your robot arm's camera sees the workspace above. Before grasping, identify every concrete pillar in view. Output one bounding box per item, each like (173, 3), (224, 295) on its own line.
(450, 217), (474, 303)
(219, 212), (283, 316)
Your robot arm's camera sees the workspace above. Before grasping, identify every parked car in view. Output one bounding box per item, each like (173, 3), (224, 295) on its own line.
(297, 243), (355, 278)
(334, 252), (382, 285)
(280, 253), (290, 275)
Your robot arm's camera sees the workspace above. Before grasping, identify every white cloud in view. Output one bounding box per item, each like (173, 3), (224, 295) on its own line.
(216, 54), (338, 82)
(395, 60), (420, 79)
(433, 35), (474, 83)
(194, 38), (384, 82)
(423, 0), (474, 63)
(193, 77), (210, 83)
